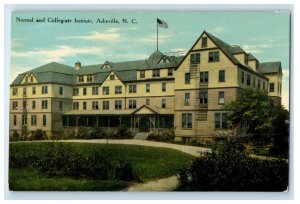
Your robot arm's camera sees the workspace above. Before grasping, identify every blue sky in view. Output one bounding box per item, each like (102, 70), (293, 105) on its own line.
(11, 11), (290, 109)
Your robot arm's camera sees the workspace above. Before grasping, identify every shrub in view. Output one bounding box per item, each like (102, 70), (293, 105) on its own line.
(114, 160), (139, 181)
(10, 131), (20, 142)
(33, 129), (46, 140)
(147, 129), (174, 142)
(116, 125), (132, 139)
(178, 140), (288, 191)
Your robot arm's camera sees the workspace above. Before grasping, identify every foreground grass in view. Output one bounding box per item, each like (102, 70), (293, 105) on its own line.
(10, 142), (195, 191)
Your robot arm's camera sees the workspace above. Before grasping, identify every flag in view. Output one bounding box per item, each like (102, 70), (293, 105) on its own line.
(157, 18), (168, 28)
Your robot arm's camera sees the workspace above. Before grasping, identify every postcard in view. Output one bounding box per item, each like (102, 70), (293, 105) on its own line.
(9, 10), (290, 192)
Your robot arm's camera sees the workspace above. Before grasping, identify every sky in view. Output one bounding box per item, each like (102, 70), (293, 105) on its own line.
(10, 11), (290, 109)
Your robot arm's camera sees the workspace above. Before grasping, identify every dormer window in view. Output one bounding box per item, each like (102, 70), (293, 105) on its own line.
(25, 76), (28, 83)
(159, 56), (169, 64)
(78, 75), (84, 82)
(110, 74), (115, 80)
(30, 76), (33, 82)
(152, 69), (160, 77)
(87, 75), (93, 82)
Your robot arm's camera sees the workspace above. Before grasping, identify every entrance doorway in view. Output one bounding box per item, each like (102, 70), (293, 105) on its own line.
(139, 117), (150, 132)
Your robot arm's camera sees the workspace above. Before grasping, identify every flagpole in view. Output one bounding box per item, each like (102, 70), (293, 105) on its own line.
(156, 19), (158, 51)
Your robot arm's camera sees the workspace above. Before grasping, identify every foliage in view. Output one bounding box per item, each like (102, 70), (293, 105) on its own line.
(33, 129), (46, 140)
(115, 125), (132, 139)
(114, 160), (140, 181)
(178, 140), (288, 191)
(147, 129), (175, 142)
(10, 131), (20, 142)
(10, 142), (194, 185)
(225, 89), (289, 152)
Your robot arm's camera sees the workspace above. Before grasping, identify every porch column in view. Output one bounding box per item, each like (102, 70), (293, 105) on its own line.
(108, 116), (110, 132)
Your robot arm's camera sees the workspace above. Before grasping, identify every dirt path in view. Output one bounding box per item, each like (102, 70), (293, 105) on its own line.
(123, 176), (179, 192)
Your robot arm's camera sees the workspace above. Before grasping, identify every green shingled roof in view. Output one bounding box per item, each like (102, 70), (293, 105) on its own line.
(11, 50), (182, 85)
(248, 53), (258, 61)
(258, 62), (282, 74)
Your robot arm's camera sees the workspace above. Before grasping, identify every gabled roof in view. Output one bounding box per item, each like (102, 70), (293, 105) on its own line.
(248, 53), (258, 61)
(258, 62), (282, 75)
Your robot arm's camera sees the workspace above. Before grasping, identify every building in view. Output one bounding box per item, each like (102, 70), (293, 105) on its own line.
(10, 31), (283, 141)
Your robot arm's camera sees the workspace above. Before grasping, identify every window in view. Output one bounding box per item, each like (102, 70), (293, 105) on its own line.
(22, 101), (27, 109)
(103, 101), (109, 110)
(92, 87), (99, 95)
(263, 82), (266, 90)
(115, 100), (122, 109)
(168, 68), (173, 76)
(184, 93), (190, 105)
(200, 71), (209, 83)
(12, 101), (18, 110)
(162, 99), (166, 108)
(13, 115), (17, 126)
(241, 72), (244, 84)
(31, 115), (37, 126)
(200, 91), (208, 104)
(32, 87), (36, 95)
(25, 76), (28, 83)
(83, 87), (87, 96)
(146, 99), (150, 105)
(32, 101), (36, 109)
(43, 115), (47, 126)
(219, 70), (225, 82)
(270, 83), (275, 92)
(59, 86), (63, 95)
(13, 88), (18, 95)
(22, 114), (27, 125)
(73, 102), (79, 110)
(208, 51), (220, 62)
(202, 37), (207, 47)
(110, 74), (115, 80)
(146, 84), (150, 93)
(83, 101), (86, 110)
(182, 113), (192, 128)
(42, 100), (48, 109)
(152, 69), (160, 77)
(247, 74), (251, 86)
(129, 84), (137, 93)
(42, 86), (48, 94)
(103, 86), (109, 95)
(253, 77), (256, 88)
(258, 79), (261, 89)
(140, 70), (145, 78)
(59, 101), (63, 110)
(190, 53), (200, 64)
(23, 87), (27, 96)
(87, 75), (93, 82)
(73, 88), (79, 96)
(115, 86), (122, 94)
(219, 92), (225, 104)
(185, 73), (191, 84)
(78, 75), (84, 82)
(129, 100), (136, 109)
(92, 101), (99, 110)
(162, 83), (166, 92)
(30, 76), (33, 82)
(215, 113), (227, 129)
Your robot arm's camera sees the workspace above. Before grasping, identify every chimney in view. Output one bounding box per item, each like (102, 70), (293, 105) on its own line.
(75, 61), (81, 70)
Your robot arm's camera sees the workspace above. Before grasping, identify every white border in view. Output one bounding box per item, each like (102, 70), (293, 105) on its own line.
(1, 2), (297, 202)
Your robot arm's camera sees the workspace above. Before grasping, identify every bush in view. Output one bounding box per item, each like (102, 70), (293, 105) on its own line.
(178, 140), (288, 191)
(147, 129), (175, 142)
(115, 125), (132, 139)
(10, 131), (20, 142)
(114, 160), (139, 181)
(33, 129), (46, 140)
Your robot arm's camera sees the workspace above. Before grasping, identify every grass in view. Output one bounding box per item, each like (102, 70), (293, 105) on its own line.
(9, 142), (195, 191)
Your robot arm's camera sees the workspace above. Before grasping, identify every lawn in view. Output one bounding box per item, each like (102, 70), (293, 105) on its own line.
(9, 142), (195, 191)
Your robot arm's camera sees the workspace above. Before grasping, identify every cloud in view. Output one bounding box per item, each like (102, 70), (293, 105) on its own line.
(242, 44), (274, 54)
(208, 26), (226, 34)
(58, 27), (121, 41)
(11, 39), (23, 48)
(170, 48), (188, 56)
(11, 45), (104, 64)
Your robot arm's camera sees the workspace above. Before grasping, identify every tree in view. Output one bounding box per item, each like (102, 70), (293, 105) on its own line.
(225, 88), (289, 148)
